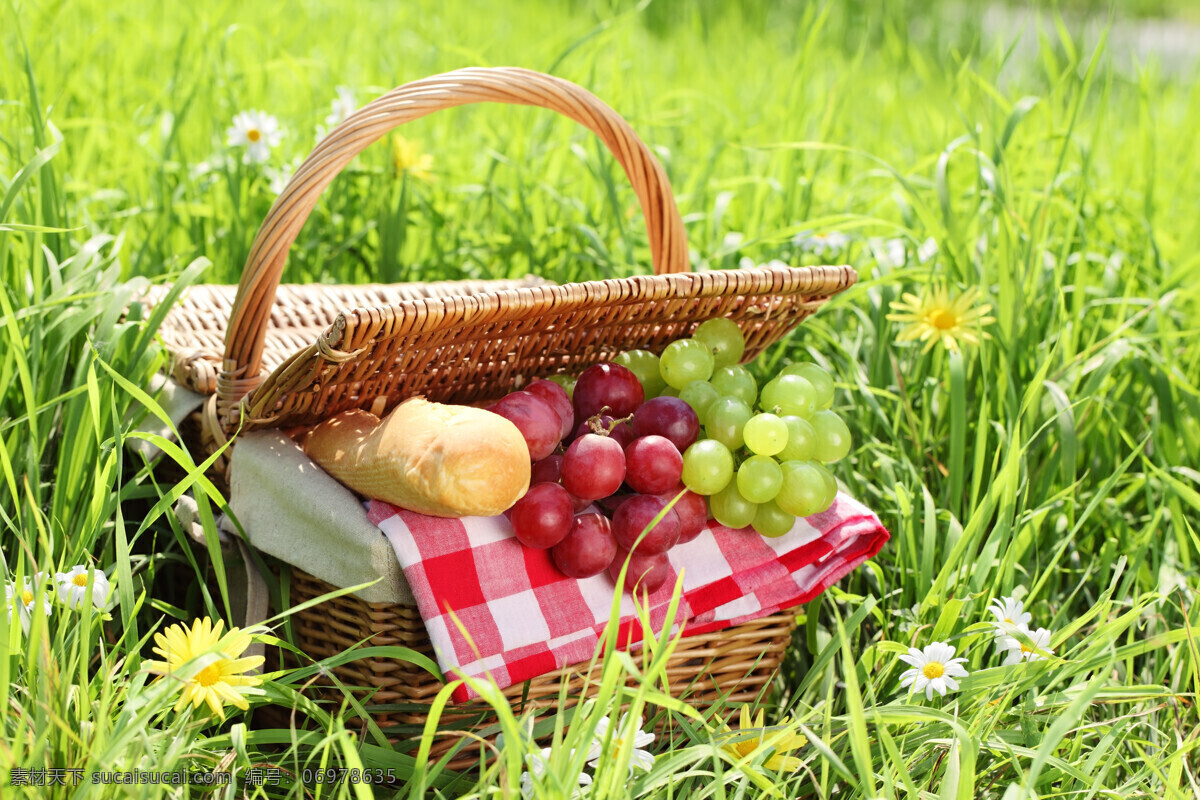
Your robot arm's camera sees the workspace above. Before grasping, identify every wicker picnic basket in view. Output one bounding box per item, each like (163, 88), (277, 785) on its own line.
(156, 67), (856, 767)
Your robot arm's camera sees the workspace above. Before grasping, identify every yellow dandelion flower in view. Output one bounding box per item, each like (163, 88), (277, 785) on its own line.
(144, 617), (265, 720)
(718, 705), (807, 772)
(886, 285), (996, 353)
(391, 135), (434, 182)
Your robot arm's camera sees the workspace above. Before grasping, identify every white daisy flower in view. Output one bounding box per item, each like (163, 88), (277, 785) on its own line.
(520, 747), (592, 798)
(793, 230), (850, 257)
(325, 86), (357, 127)
(54, 566), (111, 611)
(987, 596), (1032, 640)
(586, 712), (655, 773)
(226, 110), (283, 164)
(998, 626), (1054, 665)
(6, 577), (53, 634)
(898, 641), (969, 700)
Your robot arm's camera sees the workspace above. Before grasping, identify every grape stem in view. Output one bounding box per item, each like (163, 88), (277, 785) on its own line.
(586, 408), (633, 436)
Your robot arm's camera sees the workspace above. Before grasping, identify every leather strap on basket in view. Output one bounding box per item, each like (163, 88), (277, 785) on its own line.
(220, 67), (689, 419)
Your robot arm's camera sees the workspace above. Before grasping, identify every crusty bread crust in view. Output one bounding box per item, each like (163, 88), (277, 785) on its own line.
(302, 398), (530, 517)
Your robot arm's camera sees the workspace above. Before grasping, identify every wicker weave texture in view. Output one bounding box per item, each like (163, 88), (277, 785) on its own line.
(286, 568), (795, 771)
(149, 277), (550, 394)
(231, 264), (854, 431)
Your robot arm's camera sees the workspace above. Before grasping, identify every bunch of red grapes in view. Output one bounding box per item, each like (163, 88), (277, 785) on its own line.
(490, 367), (706, 596)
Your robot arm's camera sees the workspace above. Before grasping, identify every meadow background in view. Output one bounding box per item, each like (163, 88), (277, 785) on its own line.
(2, 0), (1199, 797)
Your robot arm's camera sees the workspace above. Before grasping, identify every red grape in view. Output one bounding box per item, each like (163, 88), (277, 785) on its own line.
(573, 363), (644, 421)
(530, 455), (563, 485)
(488, 391), (562, 461)
(609, 419), (635, 449)
(525, 379), (575, 441)
(612, 494), (680, 555)
(510, 483), (574, 549)
(569, 493), (593, 513)
(571, 418), (593, 442)
(632, 396), (700, 452)
(561, 434), (626, 501)
(609, 547), (670, 595)
(624, 435), (683, 495)
(656, 484), (708, 544)
(552, 513), (618, 578)
(596, 491), (634, 515)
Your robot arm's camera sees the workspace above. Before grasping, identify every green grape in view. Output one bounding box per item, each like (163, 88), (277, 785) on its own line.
(760, 374), (817, 418)
(547, 373), (576, 399)
(710, 365), (757, 407)
(681, 439), (735, 495)
(810, 410), (852, 463)
(742, 413), (788, 456)
(658, 384), (680, 398)
(710, 483), (758, 529)
(783, 362), (835, 410)
(777, 415), (817, 461)
(812, 461), (838, 507)
(692, 318), (746, 368)
(614, 349), (666, 398)
(776, 460), (829, 517)
(737, 455), (783, 503)
(678, 380), (720, 420)
(660, 339), (716, 389)
(705, 396), (752, 451)
(752, 499), (795, 538)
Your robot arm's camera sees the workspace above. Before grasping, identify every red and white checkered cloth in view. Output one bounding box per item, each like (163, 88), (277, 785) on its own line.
(368, 493), (888, 702)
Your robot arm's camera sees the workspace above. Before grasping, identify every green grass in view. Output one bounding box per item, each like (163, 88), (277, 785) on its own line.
(3, 0), (1200, 797)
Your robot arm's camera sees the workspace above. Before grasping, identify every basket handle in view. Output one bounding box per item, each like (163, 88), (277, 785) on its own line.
(220, 66), (689, 408)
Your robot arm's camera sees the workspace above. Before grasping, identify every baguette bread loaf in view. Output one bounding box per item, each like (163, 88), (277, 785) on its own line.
(302, 398), (531, 517)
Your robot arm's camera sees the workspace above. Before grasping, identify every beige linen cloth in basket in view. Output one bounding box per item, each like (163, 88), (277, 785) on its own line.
(141, 377), (418, 668)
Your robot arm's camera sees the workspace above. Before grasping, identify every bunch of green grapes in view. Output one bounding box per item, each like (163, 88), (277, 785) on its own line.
(618, 319), (850, 538)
